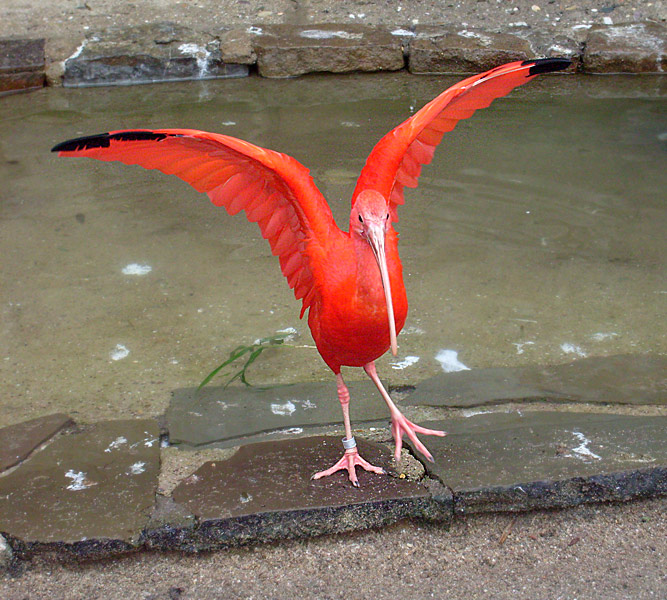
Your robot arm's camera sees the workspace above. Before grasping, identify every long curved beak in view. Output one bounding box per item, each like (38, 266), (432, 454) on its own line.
(366, 222), (398, 356)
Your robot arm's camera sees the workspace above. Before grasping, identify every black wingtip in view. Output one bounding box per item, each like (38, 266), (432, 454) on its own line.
(51, 130), (173, 153)
(51, 132), (112, 153)
(523, 57), (572, 76)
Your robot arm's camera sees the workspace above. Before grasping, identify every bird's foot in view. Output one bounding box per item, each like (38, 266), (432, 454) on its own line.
(390, 412), (446, 463)
(312, 442), (385, 487)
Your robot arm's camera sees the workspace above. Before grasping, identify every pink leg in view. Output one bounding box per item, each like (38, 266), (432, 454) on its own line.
(312, 373), (385, 487)
(364, 361), (446, 463)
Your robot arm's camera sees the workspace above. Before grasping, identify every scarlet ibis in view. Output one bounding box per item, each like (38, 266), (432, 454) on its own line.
(53, 58), (570, 486)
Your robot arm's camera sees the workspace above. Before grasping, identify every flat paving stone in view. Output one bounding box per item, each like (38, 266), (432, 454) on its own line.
(404, 354), (666, 408)
(170, 436), (451, 549)
(63, 22), (248, 87)
(253, 24), (404, 78)
(412, 412), (666, 515)
(0, 419), (160, 558)
(168, 381), (388, 449)
(0, 413), (73, 472)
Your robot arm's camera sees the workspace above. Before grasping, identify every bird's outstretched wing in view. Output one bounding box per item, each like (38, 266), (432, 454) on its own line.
(52, 129), (340, 316)
(352, 58), (571, 220)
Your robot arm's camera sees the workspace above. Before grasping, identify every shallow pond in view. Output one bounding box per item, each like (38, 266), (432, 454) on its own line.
(1, 73), (665, 426)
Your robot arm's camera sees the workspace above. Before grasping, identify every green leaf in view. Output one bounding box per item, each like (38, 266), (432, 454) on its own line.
(198, 332), (292, 390)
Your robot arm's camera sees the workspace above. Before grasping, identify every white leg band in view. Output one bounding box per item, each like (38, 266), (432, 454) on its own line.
(342, 436), (357, 450)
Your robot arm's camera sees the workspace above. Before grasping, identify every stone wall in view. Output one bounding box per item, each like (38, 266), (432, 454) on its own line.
(1, 21), (665, 93)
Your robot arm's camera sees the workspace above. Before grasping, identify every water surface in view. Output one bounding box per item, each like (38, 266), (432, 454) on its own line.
(1, 73), (665, 426)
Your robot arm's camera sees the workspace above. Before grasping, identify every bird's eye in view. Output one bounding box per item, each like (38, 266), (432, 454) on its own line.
(386, 213), (389, 220)
(358, 215), (363, 223)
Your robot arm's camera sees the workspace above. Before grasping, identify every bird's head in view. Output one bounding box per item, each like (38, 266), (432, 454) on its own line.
(350, 190), (398, 356)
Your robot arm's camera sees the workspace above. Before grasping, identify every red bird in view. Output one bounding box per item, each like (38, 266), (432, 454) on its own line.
(53, 58), (570, 486)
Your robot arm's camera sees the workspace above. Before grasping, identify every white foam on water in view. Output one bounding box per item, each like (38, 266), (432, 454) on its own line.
(512, 341), (535, 355)
(435, 349), (470, 373)
(110, 344), (130, 361)
(560, 343), (587, 357)
(590, 332), (618, 342)
(391, 355), (420, 370)
(122, 263), (152, 275)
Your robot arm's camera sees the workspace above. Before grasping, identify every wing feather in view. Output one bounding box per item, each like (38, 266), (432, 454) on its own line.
(352, 58), (570, 220)
(52, 128), (341, 317)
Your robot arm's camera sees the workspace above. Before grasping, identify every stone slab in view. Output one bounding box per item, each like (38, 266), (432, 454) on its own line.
(404, 354), (666, 408)
(583, 23), (666, 73)
(0, 413), (74, 472)
(412, 412), (666, 514)
(167, 381), (389, 448)
(253, 24), (404, 78)
(169, 436), (451, 549)
(0, 38), (45, 93)
(63, 23), (248, 87)
(409, 26), (534, 74)
(0, 419), (160, 558)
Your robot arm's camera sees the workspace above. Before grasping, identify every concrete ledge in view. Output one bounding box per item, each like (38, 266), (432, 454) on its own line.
(408, 26), (534, 74)
(0, 38), (45, 94)
(62, 23), (248, 88)
(253, 24), (405, 78)
(8, 20), (662, 89)
(582, 22), (666, 73)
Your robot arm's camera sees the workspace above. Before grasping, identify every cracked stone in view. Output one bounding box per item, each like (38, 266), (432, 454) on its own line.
(63, 22), (248, 87)
(404, 354), (667, 408)
(583, 22), (666, 73)
(253, 24), (404, 78)
(142, 495), (198, 552)
(0, 419), (160, 558)
(167, 381), (388, 449)
(170, 436), (451, 549)
(409, 26), (534, 74)
(410, 412), (667, 514)
(0, 413), (74, 472)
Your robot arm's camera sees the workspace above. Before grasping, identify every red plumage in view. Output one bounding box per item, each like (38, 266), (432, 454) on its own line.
(53, 58), (570, 485)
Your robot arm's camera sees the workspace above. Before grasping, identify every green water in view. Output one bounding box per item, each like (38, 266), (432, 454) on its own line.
(1, 73), (665, 426)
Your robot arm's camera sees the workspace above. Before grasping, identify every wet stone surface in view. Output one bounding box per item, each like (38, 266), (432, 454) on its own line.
(0, 419), (160, 555)
(0, 38), (45, 94)
(404, 354), (667, 408)
(413, 412), (667, 514)
(0, 354), (665, 562)
(169, 436), (451, 549)
(253, 24), (404, 78)
(63, 22), (248, 87)
(0, 413), (73, 472)
(167, 381), (389, 449)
